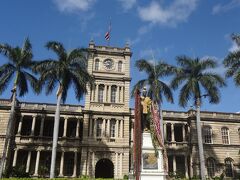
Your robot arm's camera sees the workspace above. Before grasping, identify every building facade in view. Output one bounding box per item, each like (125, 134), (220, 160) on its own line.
(0, 42), (239, 179)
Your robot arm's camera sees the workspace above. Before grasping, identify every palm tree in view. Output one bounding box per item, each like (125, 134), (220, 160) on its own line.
(33, 41), (93, 178)
(223, 33), (240, 85)
(0, 38), (39, 178)
(171, 56), (226, 179)
(131, 59), (174, 138)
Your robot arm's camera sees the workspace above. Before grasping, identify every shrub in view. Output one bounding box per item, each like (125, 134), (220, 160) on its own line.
(10, 166), (30, 178)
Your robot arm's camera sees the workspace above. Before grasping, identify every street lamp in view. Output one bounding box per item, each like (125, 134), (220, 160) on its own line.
(196, 94), (208, 180)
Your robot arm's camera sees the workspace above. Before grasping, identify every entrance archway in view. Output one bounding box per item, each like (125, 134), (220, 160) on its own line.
(95, 158), (114, 178)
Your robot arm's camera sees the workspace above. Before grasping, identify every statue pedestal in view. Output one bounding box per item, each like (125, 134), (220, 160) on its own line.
(129, 132), (167, 180)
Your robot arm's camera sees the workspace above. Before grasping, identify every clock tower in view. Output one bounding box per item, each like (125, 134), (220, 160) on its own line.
(81, 41), (132, 179)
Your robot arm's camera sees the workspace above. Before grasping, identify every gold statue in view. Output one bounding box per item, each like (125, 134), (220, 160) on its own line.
(141, 87), (151, 132)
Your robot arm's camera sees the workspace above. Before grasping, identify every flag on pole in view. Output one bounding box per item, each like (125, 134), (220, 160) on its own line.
(105, 21), (111, 41)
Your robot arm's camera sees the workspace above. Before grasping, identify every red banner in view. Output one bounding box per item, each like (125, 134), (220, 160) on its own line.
(133, 89), (142, 180)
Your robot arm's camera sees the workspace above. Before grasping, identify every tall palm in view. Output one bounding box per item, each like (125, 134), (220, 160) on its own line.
(171, 56), (225, 179)
(132, 59), (174, 138)
(33, 41), (93, 178)
(0, 38), (38, 178)
(223, 33), (240, 85)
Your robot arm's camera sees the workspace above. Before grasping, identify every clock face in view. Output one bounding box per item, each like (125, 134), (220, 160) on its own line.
(103, 59), (114, 70)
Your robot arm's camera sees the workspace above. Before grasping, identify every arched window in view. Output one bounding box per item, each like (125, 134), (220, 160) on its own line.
(206, 158), (215, 178)
(221, 127), (230, 144)
(98, 85), (104, 103)
(203, 126), (212, 144)
(111, 86), (117, 103)
(118, 61), (122, 72)
(225, 158), (233, 177)
(95, 59), (100, 71)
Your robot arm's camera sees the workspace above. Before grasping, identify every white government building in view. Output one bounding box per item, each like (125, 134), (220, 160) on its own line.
(0, 42), (240, 179)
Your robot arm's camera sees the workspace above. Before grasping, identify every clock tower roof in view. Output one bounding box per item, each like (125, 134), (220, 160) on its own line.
(88, 41), (132, 57)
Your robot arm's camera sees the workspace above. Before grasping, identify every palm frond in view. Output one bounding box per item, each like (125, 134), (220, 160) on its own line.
(200, 73), (226, 87)
(157, 80), (174, 103)
(135, 59), (153, 75)
(23, 71), (40, 94)
(130, 79), (147, 98)
(61, 71), (72, 103)
(200, 58), (217, 70)
(231, 33), (240, 47)
(68, 48), (88, 64)
(0, 69), (15, 94)
(33, 60), (59, 73)
(0, 43), (16, 62)
(234, 71), (240, 86)
(171, 73), (186, 90)
(17, 71), (28, 96)
(0, 63), (16, 78)
(176, 56), (194, 67)
(20, 40), (33, 66)
(155, 62), (175, 77)
(46, 41), (67, 61)
(179, 81), (193, 108)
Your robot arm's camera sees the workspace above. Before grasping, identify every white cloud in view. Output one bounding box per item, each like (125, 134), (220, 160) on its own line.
(117, 0), (136, 11)
(53, 0), (96, 12)
(229, 41), (240, 52)
(212, 0), (240, 15)
(138, 0), (198, 26)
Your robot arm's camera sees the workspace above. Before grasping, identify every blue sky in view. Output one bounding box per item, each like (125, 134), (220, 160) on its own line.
(0, 0), (240, 112)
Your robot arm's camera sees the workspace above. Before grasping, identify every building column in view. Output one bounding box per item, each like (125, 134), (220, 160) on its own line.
(40, 115), (45, 136)
(34, 150), (40, 176)
(72, 151), (77, 177)
(185, 155), (189, 178)
(183, 124), (186, 141)
(92, 151), (95, 177)
(121, 86), (124, 103)
(171, 123), (175, 142)
(104, 85), (107, 102)
(93, 119), (97, 138)
(173, 155), (176, 174)
(115, 120), (119, 138)
(163, 123), (167, 142)
(131, 122), (133, 141)
(76, 119), (80, 138)
(31, 115), (37, 136)
(96, 84), (99, 102)
(59, 151), (64, 176)
(115, 152), (118, 178)
(107, 119), (110, 137)
(63, 117), (68, 137)
(120, 120), (123, 138)
(116, 86), (119, 103)
(17, 115), (23, 135)
(89, 118), (92, 137)
(190, 155), (193, 178)
(120, 153), (123, 177)
(26, 151), (31, 173)
(102, 119), (106, 137)
(108, 85), (111, 103)
(12, 149), (18, 167)
(91, 84), (95, 101)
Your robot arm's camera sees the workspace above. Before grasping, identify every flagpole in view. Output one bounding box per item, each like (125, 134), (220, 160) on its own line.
(109, 18), (111, 47)
(105, 19), (111, 47)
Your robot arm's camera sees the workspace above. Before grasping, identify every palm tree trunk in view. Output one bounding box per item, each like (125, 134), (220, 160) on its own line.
(158, 102), (164, 141)
(50, 85), (62, 178)
(0, 87), (17, 178)
(196, 98), (206, 180)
